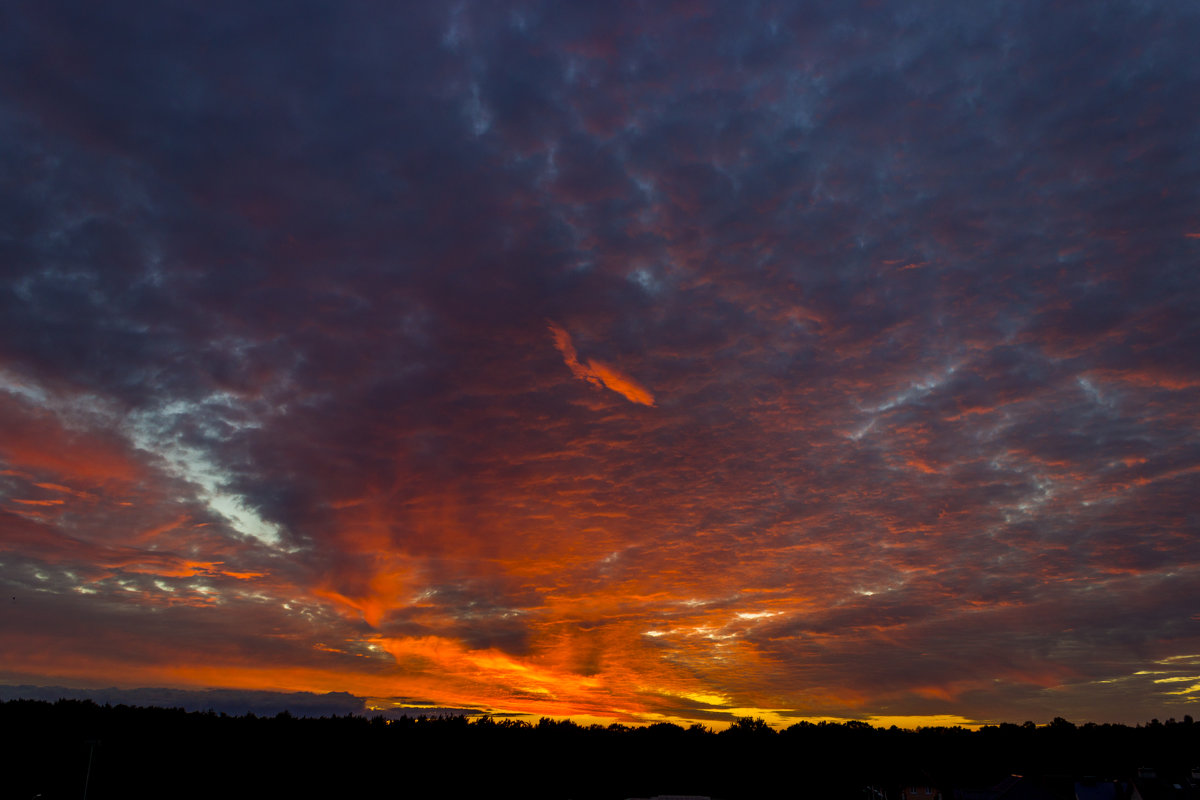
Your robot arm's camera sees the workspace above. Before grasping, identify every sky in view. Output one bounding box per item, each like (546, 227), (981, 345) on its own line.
(1, 0), (1199, 729)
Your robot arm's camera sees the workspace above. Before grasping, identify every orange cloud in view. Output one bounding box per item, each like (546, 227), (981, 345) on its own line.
(0, 394), (146, 485)
(548, 322), (655, 406)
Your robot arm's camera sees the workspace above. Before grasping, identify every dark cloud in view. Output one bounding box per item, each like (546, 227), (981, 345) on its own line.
(0, 684), (489, 719)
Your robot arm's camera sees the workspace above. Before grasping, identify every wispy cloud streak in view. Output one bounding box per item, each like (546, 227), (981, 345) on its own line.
(548, 321), (655, 407)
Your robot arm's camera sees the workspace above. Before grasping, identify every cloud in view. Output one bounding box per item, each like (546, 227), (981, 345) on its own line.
(548, 321), (655, 406)
(0, 0), (1198, 730)
(0, 684), (368, 718)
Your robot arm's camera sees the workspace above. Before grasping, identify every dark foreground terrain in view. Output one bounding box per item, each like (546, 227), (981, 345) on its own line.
(3, 699), (1198, 799)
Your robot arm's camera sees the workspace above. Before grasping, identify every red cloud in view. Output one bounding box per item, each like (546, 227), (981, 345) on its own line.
(548, 322), (655, 407)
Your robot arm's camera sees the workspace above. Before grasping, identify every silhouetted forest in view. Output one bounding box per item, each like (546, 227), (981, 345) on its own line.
(3, 699), (1198, 799)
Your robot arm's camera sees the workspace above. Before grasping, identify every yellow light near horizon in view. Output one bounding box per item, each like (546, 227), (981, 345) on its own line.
(864, 714), (984, 730)
(681, 691), (731, 706)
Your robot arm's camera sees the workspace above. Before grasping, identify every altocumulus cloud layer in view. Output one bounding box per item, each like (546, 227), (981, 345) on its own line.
(1, 0), (1199, 727)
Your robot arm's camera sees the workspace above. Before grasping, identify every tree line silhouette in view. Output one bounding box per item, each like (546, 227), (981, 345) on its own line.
(3, 698), (1197, 799)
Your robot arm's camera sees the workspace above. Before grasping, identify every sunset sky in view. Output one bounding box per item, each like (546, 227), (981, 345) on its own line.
(2, 0), (1199, 729)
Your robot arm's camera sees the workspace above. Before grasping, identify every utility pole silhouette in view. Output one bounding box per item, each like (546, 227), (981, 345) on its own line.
(83, 739), (98, 800)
